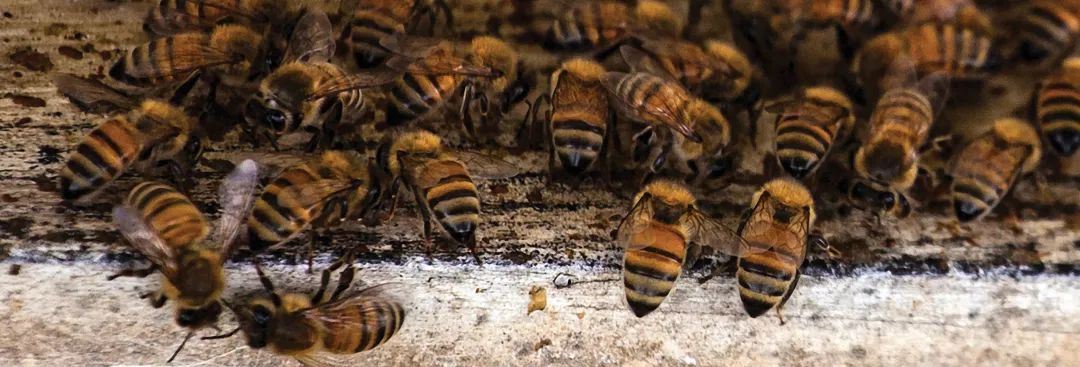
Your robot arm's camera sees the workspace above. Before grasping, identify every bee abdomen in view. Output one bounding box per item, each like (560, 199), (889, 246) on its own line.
(345, 13), (403, 68)
(386, 74), (442, 121)
(1038, 84), (1080, 155)
(951, 179), (997, 222)
(59, 118), (142, 201)
(622, 232), (686, 318)
(322, 300), (405, 353)
(111, 35), (205, 86)
(246, 168), (323, 250)
(909, 24), (997, 76)
(776, 119), (832, 177)
(737, 254), (798, 318)
(426, 174), (480, 244)
(127, 181), (209, 248)
(552, 118), (606, 174)
(1015, 2), (1080, 62)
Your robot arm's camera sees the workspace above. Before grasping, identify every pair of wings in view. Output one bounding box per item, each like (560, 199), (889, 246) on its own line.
(619, 42), (742, 89)
(402, 150), (521, 181)
(290, 283), (409, 367)
(601, 71), (702, 143)
(306, 33), (501, 101)
(738, 195), (812, 265)
(146, 0), (268, 35)
(614, 196), (762, 257)
(763, 96), (851, 128)
(112, 160), (260, 276)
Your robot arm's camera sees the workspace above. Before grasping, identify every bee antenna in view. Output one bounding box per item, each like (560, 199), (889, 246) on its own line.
(166, 331), (195, 363)
(202, 326), (242, 341)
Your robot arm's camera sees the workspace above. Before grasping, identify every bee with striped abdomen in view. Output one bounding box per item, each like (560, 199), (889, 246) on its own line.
(522, 58), (613, 180)
(614, 179), (753, 317)
(142, 0), (297, 36)
(543, 0), (682, 54)
(735, 177), (822, 323)
(1005, 0), (1080, 69)
(460, 36), (533, 139)
(340, 0), (453, 68)
(879, 0), (991, 30)
(949, 118), (1042, 222)
(110, 24), (267, 88)
(246, 151), (384, 263)
(765, 86), (855, 179)
(374, 130), (519, 263)
(208, 259), (406, 365)
(1033, 57), (1080, 156)
(58, 98), (204, 202)
(109, 160), (259, 362)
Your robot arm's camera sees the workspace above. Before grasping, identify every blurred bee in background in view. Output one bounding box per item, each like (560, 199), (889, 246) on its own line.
(206, 258), (407, 365)
(602, 71), (734, 185)
(1002, 0), (1080, 70)
(142, 0), (298, 37)
(855, 22), (999, 100)
(733, 177), (823, 323)
(764, 85), (856, 179)
(614, 179), (752, 317)
(57, 90), (205, 202)
(246, 151), (384, 270)
(542, 0), (682, 56)
(108, 160), (259, 362)
(110, 23), (268, 88)
(522, 58), (614, 182)
(849, 58), (950, 217)
(340, 0), (454, 68)
(460, 36), (534, 140)
(878, 0), (992, 30)
(373, 130), (519, 263)
(1033, 57), (1080, 156)
(949, 118), (1042, 222)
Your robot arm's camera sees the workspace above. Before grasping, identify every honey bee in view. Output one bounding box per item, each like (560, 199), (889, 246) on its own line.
(523, 58), (613, 179)
(340, 0), (453, 68)
(619, 39), (758, 113)
(1006, 0), (1080, 68)
(460, 36), (533, 138)
(757, 0), (883, 63)
(247, 151), (384, 259)
(373, 130), (519, 263)
(108, 160), (259, 362)
(110, 24), (267, 88)
(207, 259), (406, 365)
(735, 177), (822, 323)
(949, 118), (1042, 222)
(856, 22), (1000, 97)
(765, 86), (855, 179)
(142, 0), (297, 37)
(613, 179), (752, 317)
(58, 99), (204, 202)
(1033, 57), (1080, 156)
(879, 0), (991, 30)
(543, 0), (682, 53)
(603, 71), (734, 182)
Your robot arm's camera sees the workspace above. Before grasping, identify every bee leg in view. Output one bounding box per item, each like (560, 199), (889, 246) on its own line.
(164, 160), (194, 196)
(697, 258), (734, 284)
(459, 82), (479, 139)
(465, 232), (483, 265)
(682, 244), (702, 271)
(684, 0), (707, 40)
(106, 264), (157, 280)
(775, 271), (800, 326)
(264, 131), (281, 152)
(833, 24), (858, 62)
(328, 259), (356, 303)
(410, 187), (437, 258)
(808, 231), (840, 259)
(140, 291), (167, 308)
(311, 249), (352, 304)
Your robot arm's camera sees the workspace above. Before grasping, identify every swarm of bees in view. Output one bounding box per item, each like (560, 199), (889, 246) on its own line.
(45, 0), (1080, 362)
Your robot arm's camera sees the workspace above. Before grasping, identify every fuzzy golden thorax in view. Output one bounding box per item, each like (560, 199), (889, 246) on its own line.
(753, 177), (817, 226)
(387, 130), (443, 176)
(470, 36), (518, 93)
(991, 118), (1043, 172)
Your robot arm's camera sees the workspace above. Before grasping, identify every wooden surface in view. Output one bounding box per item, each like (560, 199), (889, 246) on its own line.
(0, 0), (1078, 366)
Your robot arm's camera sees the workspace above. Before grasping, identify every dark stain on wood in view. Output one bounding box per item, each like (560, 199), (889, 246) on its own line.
(9, 47), (54, 72)
(37, 145), (63, 164)
(0, 217), (34, 239)
(57, 45), (84, 60)
(9, 94), (47, 107)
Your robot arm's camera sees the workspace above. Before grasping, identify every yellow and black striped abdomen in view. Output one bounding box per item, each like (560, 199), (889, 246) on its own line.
(950, 138), (1027, 222)
(803, 0), (875, 26)
(344, 10), (406, 68)
(907, 23), (997, 78)
(126, 181), (209, 248)
(320, 299), (406, 353)
(543, 1), (628, 51)
(736, 244), (801, 318)
(421, 160), (480, 246)
(1037, 81), (1080, 156)
(775, 112), (837, 179)
(247, 164), (337, 251)
(871, 89), (933, 145)
(551, 109), (607, 175)
(1014, 1), (1080, 64)
(622, 223), (686, 317)
(384, 73), (458, 124)
(60, 117), (143, 201)
(144, 0), (248, 35)
(110, 33), (211, 87)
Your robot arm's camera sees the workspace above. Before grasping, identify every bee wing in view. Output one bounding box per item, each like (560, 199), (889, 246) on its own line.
(619, 44), (675, 82)
(378, 32), (447, 58)
(601, 72), (700, 142)
(685, 209), (762, 257)
(213, 159), (260, 259)
(299, 282), (410, 344)
(122, 43), (235, 79)
(112, 205), (179, 276)
(453, 151), (521, 179)
(51, 73), (138, 113)
(614, 198), (657, 251)
(385, 54), (501, 78)
(306, 67), (401, 101)
(275, 179), (359, 213)
(281, 8), (336, 64)
(293, 353), (350, 367)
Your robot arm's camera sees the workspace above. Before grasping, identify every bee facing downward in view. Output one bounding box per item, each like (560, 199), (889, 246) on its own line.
(109, 160), (259, 362)
(948, 118), (1042, 222)
(614, 179), (753, 317)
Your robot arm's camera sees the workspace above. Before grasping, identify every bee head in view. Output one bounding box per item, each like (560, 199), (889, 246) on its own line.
(176, 302), (222, 329)
(234, 298), (276, 349)
(848, 179), (910, 217)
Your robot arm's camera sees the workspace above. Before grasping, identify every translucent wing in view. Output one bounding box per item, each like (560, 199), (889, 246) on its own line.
(300, 283), (409, 342)
(112, 205), (179, 276)
(120, 41), (235, 79)
(614, 197), (656, 251)
(378, 32), (448, 58)
(685, 209), (762, 257)
(294, 352), (350, 367)
(282, 8), (336, 64)
(454, 151), (520, 179)
(275, 179), (359, 212)
(384, 54), (502, 78)
(306, 67), (402, 101)
(601, 72), (699, 142)
(213, 159), (259, 259)
(619, 45), (673, 81)
(51, 73), (137, 113)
